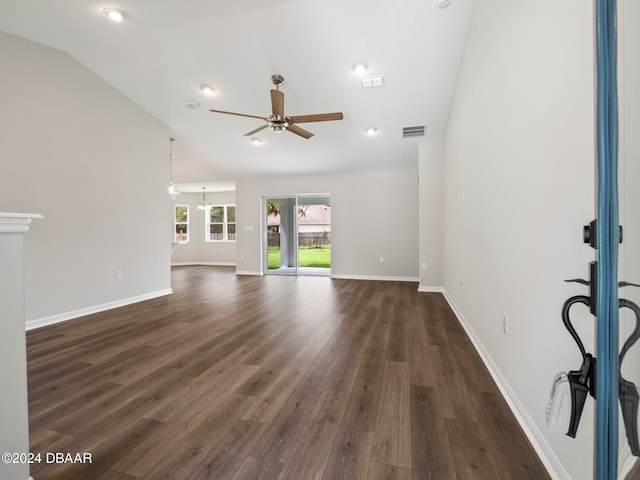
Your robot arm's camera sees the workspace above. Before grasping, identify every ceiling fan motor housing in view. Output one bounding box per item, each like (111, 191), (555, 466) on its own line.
(271, 74), (284, 88)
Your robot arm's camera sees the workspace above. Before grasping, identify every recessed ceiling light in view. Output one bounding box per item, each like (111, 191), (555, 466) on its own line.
(251, 138), (263, 145)
(353, 63), (369, 75)
(200, 84), (216, 96)
(365, 127), (378, 136)
(437, 0), (451, 8)
(103, 8), (126, 22)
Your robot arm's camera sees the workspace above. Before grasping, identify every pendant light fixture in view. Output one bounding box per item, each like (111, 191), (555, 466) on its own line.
(198, 187), (210, 210)
(168, 137), (180, 198)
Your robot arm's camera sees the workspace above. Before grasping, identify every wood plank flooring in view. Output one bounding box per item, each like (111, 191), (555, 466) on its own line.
(26, 266), (549, 479)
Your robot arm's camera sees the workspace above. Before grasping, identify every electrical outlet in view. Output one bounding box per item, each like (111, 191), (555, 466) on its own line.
(240, 253), (245, 260)
(116, 270), (123, 280)
(422, 262), (427, 270)
(459, 277), (464, 288)
(503, 315), (508, 334)
(380, 256), (384, 263)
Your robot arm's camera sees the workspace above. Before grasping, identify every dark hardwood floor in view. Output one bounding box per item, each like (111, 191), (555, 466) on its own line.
(26, 266), (549, 479)
(629, 459), (640, 480)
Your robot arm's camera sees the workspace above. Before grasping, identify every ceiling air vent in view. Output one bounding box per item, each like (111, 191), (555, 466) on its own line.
(402, 125), (426, 138)
(361, 75), (384, 88)
(179, 100), (201, 109)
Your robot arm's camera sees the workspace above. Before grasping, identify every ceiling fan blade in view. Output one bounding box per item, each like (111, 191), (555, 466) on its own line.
(286, 124), (314, 139)
(243, 124), (269, 137)
(289, 113), (343, 124)
(271, 89), (284, 118)
(209, 109), (267, 121)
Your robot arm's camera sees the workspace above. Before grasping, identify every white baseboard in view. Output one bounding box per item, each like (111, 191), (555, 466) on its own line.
(25, 289), (173, 331)
(171, 262), (236, 267)
(331, 274), (419, 282)
(417, 285), (444, 292)
(235, 270), (263, 276)
(441, 289), (570, 480)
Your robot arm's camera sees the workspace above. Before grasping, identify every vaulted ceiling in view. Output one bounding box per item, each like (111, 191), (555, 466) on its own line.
(0, 0), (474, 191)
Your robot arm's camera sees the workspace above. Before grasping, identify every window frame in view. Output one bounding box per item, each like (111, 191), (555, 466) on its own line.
(205, 204), (236, 242)
(174, 204), (190, 244)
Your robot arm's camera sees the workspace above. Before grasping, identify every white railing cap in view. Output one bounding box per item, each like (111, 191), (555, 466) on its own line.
(0, 212), (43, 233)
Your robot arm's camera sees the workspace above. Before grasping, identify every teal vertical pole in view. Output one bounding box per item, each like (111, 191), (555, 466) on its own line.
(595, 0), (619, 478)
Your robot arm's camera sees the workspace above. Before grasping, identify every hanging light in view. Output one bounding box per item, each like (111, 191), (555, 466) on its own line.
(168, 137), (180, 198)
(197, 187), (210, 210)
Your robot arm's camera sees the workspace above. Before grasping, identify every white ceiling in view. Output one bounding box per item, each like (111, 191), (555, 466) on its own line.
(0, 0), (474, 191)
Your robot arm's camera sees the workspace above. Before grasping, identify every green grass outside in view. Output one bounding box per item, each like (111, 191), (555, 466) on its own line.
(268, 247), (281, 269)
(267, 246), (331, 269)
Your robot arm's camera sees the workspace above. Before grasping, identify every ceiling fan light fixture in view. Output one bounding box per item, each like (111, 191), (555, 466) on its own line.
(103, 8), (125, 22)
(353, 63), (369, 75)
(200, 84), (216, 96)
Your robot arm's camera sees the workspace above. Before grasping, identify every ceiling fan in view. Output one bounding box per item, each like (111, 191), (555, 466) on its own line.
(209, 74), (343, 139)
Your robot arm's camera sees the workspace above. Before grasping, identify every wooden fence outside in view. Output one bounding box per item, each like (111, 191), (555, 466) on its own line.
(268, 232), (331, 248)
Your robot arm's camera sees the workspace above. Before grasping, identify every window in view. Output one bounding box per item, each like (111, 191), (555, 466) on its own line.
(174, 205), (189, 243)
(206, 205), (236, 242)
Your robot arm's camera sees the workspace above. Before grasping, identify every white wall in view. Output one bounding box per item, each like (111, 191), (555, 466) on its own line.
(0, 32), (172, 325)
(618, 0), (640, 474)
(235, 170), (419, 279)
(443, 1), (595, 478)
(171, 191), (237, 266)
(418, 141), (444, 289)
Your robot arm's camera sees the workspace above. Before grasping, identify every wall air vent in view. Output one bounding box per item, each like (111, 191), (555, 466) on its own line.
(402, 125), (426, 138)
(179, 100), (201, 109)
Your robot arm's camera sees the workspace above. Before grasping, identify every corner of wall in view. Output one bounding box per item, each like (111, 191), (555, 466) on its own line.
(418, 141), (445, 288)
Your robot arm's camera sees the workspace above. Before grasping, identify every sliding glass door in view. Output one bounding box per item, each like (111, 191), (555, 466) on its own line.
(263, 194), (331, 276)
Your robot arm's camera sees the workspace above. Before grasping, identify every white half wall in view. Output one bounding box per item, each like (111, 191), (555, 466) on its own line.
(171, 191), (237, 266)
(235, 170), (419, 279)
(443, 1), (595, 478)
(0, 32), (171, 324)
(0, 214), (40, 480)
